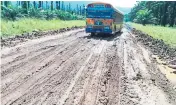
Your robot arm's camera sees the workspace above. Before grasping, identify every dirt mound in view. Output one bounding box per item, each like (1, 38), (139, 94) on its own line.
(1, 26), (84, 48)
(132, 28), (176, 65)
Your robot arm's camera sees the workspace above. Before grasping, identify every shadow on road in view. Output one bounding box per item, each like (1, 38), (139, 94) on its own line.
(83, 31), (123, 41)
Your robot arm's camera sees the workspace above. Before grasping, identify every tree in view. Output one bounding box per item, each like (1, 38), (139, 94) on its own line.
(58, 1), (60, 10)
(161, 2), (169, 27)
(66, 5), (68, 11)
(80, 6), (82, 15)
(27, 1), (30, 9)
(82, 4), (85, 16)
(4, 1), (9, 7)
(56, 1), (59, 10)
(129, 1), (176, 26)
(51, 1), (53, 10)
(18, 1), (21, 6)
(21, 1), (28, 14)
(61, 1), (64, 10)
(1, 1), (3, 6)
(33, 1), (36, 8)
(38, 1), (42, 8)
(69, 3), (71, 12)
(1, 1), (3, 10)
(46, 1), (48, 9)
(77, 4), (79, 15)
(41, 1), (43, 8)
(169, 2), (176, 27)
(135, 9), (155, 25)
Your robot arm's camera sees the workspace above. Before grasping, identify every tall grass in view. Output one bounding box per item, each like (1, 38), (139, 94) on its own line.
(1, 18), (85, 37)
(130, 23), (176, 48)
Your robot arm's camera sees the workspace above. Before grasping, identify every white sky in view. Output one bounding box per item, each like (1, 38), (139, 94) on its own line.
(97, 0), (137, 8)
(10, 0), (173, 8)
(9, 0), (137, 8)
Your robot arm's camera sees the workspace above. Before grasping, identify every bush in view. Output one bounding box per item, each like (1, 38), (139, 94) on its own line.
(1, 5), (85, 21)
(1, 5), (25, 21)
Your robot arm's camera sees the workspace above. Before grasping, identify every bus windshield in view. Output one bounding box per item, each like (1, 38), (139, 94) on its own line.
(86, 11), (112, 18)
(86, 8), (113, 18)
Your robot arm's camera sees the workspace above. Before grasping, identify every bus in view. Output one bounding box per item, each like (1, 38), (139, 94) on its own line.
(85, 2), (124, 35)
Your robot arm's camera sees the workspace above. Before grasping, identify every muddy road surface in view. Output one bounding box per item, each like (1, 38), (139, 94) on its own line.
(1, 28), (176, 105)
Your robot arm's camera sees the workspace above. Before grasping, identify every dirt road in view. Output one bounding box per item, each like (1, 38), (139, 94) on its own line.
(1, 27), (176, 105)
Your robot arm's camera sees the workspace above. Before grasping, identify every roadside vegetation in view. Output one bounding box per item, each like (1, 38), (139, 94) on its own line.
(128, 1), (176, 27)
(1, 1), (86, 37)
(130, 23), (176, 48)
(127, 1), (176, 48)
(1, 19), (85, 37)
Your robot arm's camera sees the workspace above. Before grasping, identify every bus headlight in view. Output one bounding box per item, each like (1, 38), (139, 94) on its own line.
(104, 26), (110, 29)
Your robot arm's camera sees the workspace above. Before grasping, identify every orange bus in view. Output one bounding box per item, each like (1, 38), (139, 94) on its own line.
(85, 2), (124, 35)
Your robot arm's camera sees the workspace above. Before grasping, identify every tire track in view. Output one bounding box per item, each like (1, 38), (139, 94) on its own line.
(2, 35), (96, 104)
(62, 41), (106, 105)
(1, 38), (87, 99)
(1, 38), (84, 93)
(1, 30), (84, 72)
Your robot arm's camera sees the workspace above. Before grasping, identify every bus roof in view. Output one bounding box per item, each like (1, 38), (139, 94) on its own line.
(87, 2), (124, 16)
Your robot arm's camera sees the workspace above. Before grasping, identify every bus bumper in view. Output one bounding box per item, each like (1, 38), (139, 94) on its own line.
(86, 28), (112, 34)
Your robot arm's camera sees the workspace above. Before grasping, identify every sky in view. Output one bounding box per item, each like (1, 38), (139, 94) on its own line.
(10, 0), (137, 8)
(63, 0), (138, 8)
(9, 0), (174, 8)
(94, 0), (137, 8)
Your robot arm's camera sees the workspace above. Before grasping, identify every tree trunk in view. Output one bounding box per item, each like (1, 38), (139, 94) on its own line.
(18, 1), (21, 6)
(1, 1), (3, 6)
(41, 1), (43, 9)
(62, 1), (64, 10)
(58, 1), (60, 10)
(80, 6), (82, 15)
(56, 1), (59, 10)
(82, 4), (85, 16)
(1, 1), (3, 10)
(22, 1), (28, 14)
(46, 1), (48, 9)
(69, 3), (71, 12)
(33, 1), (36, 8)
(27, 1), (30, 9)
(161, 2), (169, 26)
(4, 1), (8, 7)
(169, 2), (176, 27)
(51, 1), (53, 10)
(38, 1), (42, 8)
(77, 4), (79, 15)
(66, 5), (68, 11)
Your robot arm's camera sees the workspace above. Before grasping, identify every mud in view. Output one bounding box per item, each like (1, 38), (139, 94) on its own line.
(131, 27), (176, 65)
(1, 26), (84, 48)
(1, 27), (176, 105)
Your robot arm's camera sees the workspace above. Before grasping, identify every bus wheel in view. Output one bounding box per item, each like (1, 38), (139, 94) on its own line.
(91, 32), (95, 36)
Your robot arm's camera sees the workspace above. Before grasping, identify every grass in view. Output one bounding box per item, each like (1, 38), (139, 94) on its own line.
(1, 18), (85, 37)
(129, 23), (176, 48)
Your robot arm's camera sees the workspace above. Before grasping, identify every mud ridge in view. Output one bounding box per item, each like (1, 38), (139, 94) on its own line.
(131, 27), (176, 65)
(1, 26), (84, 48)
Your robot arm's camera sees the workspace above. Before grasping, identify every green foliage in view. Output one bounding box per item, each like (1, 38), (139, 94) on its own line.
(129, 1), (176, 27)
(1, 6), (85, 21)
(1, 1), (85, 21)
(134, 9), (156, 25)
(124, 14), (130, 22)
(1, 18), (85, 37)
(1, 5), (25, 21)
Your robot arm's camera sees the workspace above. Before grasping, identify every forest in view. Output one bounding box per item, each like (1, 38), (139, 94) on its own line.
(1, 1), (87, 36)
(128, 1), (176, 27)
(1, 1), (86, 21)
